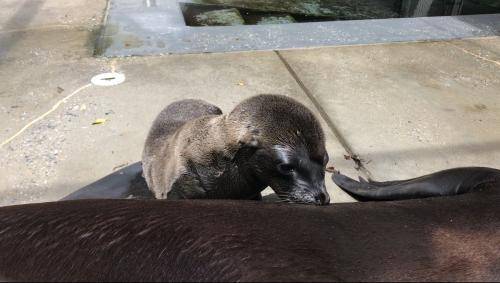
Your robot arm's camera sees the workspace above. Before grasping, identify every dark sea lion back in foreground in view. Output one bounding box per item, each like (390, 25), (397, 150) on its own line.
(1, 168), (499, 282)
(142, 95), (330, 205)
(333, 167), (500, 201)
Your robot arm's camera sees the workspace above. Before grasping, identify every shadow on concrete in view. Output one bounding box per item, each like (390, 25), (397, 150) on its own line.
(0, 0), (44, 58)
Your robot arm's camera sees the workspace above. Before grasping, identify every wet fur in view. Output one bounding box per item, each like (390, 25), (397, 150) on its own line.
(142, 95), (327, 202)
(142, 99), (224, 199)
(1, 175), (499, 281)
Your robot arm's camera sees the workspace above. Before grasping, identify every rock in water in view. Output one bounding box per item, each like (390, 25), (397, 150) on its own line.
(194, 8), (245, 26)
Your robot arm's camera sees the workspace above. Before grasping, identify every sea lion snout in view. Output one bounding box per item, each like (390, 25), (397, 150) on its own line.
(288, 178), (330, 205)
(262, 145), (330, 205)
(315, 190), (330, 206)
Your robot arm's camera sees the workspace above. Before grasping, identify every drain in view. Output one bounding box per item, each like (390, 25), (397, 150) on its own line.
(91, 72), (126, 86)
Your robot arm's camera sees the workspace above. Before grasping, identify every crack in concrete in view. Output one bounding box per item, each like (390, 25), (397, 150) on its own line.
(447, 41), (500, 68)
(274, 50), (372, 179)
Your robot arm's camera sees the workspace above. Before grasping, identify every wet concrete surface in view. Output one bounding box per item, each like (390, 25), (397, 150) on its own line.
(280, 38), (500, 181)
(0, 0), (105, 32)
(0, 7), (357, 205)
(0, 0), (109, 205)
(1, 0), (499, 206)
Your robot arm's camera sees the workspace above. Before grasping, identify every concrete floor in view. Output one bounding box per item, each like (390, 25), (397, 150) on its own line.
(1, 0), (499, 206)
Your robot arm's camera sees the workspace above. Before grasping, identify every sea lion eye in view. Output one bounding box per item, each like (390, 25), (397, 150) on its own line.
(277, 163), (295, 174)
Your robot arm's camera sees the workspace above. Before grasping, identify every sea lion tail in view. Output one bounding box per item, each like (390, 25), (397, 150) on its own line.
(332, 167), (500, 201)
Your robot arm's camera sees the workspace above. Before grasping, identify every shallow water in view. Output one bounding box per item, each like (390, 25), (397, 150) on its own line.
(182, 0), (500, 26)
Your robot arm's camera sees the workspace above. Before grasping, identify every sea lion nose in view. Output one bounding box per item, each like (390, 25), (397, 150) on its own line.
(315, 192), (330, 206)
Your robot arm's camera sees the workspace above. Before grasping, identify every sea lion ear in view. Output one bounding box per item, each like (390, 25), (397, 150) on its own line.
(238, 130), (261, 148)
(238, 135), (259, 148)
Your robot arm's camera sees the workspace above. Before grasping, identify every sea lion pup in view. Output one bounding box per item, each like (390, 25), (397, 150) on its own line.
(0, 169), (499, 281)
(60, 98), (223, 202)
(333, 166), (500, 201)
(142, 94), (330, 205)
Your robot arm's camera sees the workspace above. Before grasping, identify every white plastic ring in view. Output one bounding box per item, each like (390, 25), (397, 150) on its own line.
(91, 72), (126, 86)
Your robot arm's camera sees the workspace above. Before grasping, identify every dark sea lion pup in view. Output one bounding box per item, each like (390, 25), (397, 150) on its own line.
(333, 166), (500, 201)
(142, 95), (330, 205)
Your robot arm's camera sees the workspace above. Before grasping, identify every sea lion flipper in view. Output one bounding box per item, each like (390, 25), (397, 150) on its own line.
(358, 176), (369, 184)
(366, 178), (417, 187)
(333, 167), (500, 201)
(333, 171), (447, 201)
(61, 162), (153, 200)
(333, 172), (363, 190)
(332, 172), (381, 201)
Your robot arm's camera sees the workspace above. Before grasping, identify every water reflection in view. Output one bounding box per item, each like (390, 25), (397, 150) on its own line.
(181, 0), (500, 26)
(401, 0), (491, 17)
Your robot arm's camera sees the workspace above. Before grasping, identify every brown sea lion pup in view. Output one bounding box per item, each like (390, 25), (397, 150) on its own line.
(0, 168), (499, 281)
(142, 95), (330, 205)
